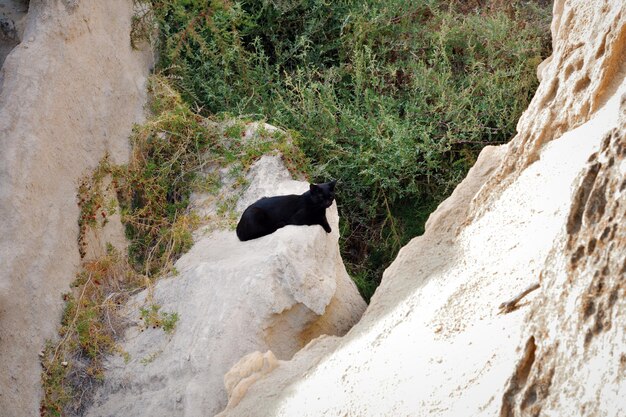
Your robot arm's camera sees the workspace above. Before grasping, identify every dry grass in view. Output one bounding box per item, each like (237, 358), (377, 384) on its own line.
(40, 248), (143, 416)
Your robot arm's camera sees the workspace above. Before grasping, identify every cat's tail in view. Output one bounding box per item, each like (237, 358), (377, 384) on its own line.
(236, 207), (270, 241)
(236, 217), (252, 241)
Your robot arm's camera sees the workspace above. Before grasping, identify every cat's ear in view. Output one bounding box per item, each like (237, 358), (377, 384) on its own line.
(310, 183), (320, 193)
(329, 180), (337, 190)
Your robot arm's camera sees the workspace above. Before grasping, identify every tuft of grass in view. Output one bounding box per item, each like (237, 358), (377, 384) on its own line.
(40, 248), (139, 417)
(114, 76), (307, 275)
(113, 76), (218, 276)
(130, 0), (155, 49)
(139, 304), (180, 334)
(77, 157), (117, 258)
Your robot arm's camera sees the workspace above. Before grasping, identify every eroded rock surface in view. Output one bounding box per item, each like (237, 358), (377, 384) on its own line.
(472, 0), (626, 214)
(0, 0), (151, 414)
(218, 1), (626, 416)
(500, 106), (626, 417)
(84, 155), (366, 417)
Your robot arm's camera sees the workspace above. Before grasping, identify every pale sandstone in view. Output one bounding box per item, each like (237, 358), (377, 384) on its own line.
(218, 351), (279, 414)
(0, 1), (151, 415)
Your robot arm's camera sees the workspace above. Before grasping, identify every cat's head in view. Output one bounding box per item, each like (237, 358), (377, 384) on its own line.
(309, 180), (336, 208)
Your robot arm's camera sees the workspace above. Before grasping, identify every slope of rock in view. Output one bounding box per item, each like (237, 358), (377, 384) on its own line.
(499, 101), (626, 417)
(0, 1), (151, 415)
(84, 155), (366, 417)
(218, 1), (626, 416)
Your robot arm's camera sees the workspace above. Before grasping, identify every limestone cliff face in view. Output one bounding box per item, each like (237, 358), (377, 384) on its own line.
(218, 1), (626, 416)
(84, 155), (366, 417)
(472, 0), (626, 213)
(499, 101), (626, 417)
(0, 1), (151, 415)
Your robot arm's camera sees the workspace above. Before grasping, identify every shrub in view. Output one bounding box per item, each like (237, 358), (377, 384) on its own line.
(113, 76), (216, 274)
(150, 0), (551, 299)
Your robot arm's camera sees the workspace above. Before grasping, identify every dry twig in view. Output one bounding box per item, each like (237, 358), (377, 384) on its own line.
(498, 282), (540, 314)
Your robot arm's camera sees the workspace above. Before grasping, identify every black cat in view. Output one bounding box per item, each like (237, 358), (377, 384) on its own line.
(236, 180), (337, 241)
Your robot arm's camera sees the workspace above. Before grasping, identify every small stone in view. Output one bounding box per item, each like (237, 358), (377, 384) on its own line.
(61, 361), (68, 367)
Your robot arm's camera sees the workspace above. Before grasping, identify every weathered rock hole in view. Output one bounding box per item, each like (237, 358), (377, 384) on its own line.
(573, 75), (591, 93)
(595, 33), (607, 59)
(593, 309), (606, 334)
(616, 140), (625, 157)
(601, 130), (614, 149)
(600, 226), (611, 240)
(608, 288), (618, 308)
(587, 238), (597, 255)
(582, 299), (595, 319)
(499, 336), (537, 417)
(563, 53), (583, 79)
(574, 56), (584, 70)
(609, 223), (618, 240)
(570, 245), (585, 267)
(566, 162), (600, 237)
(587, 151), (599, 163)
(520, 386), (537, 410)
(541, 78), (559, 106)
(585, 176), (606, 224)
(601, 265), (609, 278)
(579, 100), (590, 117)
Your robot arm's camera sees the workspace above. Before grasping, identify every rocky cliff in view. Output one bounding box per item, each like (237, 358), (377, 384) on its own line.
(0, 1), (151, 415)
(1, 0), (624, 415)
(218, 0), (626, 416)
(84, 154), (366, 417)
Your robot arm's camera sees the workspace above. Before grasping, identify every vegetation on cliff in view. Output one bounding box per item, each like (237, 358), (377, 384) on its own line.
(148, 0), (552, 298)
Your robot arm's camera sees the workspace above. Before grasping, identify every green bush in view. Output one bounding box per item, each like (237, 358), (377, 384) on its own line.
(113, 76), (215, 275)
(150, 0), (551, 299)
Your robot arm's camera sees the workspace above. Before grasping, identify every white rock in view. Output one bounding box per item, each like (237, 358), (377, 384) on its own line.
(85, 155), (366, 417)
(218, 350), (279, 414)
